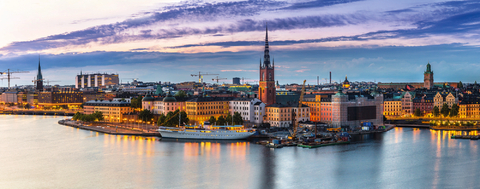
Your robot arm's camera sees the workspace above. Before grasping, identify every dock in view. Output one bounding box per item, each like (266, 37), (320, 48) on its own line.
(451, 135), (479, 140)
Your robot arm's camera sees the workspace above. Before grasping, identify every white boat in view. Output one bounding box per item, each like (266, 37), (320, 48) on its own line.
(158, 123), (254, 140)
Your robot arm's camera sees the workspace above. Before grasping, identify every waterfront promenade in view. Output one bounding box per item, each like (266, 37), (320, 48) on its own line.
(58, 120), (160, 136)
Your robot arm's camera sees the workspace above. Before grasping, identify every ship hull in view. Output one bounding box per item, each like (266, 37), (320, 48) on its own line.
(158, 129), (254, 140)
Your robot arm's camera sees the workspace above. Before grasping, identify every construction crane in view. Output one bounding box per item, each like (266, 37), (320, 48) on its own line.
(292, 80), (307, 139)
(212, 76), (228, 83)
(191, 72), (218, 83)
(0, 69), (29, 88)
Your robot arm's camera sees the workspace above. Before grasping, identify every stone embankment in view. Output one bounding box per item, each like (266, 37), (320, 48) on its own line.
(58, 120), (161, 136)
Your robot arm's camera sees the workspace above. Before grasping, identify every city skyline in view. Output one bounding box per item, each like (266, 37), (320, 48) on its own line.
(1, 0), (480, 86)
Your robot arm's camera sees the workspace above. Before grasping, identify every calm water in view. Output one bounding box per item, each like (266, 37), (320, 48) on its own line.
(0, 115), (479, 189)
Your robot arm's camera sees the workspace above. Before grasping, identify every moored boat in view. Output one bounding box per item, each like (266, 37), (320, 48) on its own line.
(158, 122), (254, 140)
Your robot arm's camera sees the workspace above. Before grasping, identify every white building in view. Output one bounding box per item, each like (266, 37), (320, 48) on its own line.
(0, 91), (18, 104)
(228, 98), (265, 125)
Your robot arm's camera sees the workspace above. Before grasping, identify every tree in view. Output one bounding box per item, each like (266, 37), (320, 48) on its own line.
(414, 108), (422, 117)
(217, 116), (226, 125)
(163, 110), (189, 127)
(450, 104), (459, 117)
(93, 111), (104, 121)
(138, 109), (154, 122)
(209, 116), (217, 125)
(233, 112), (243, 125)
(73, 112), (83, 121)
(174, 90), (187, 98)
(226, 114), (233, 125)
(130, 96), (142, 110)
(458, 81), (463, 89)
(157, 114), (167, 126)
(441, 103), (450, 117)
(433, 106), (440, 117)
(24, 103), (31, 109)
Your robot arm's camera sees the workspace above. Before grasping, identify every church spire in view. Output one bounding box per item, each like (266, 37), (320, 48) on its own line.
(37, 56), (43, 80)
(263, 24), (271, 68)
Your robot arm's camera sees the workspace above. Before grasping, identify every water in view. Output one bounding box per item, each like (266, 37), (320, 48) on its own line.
(0, 115), (479, 189)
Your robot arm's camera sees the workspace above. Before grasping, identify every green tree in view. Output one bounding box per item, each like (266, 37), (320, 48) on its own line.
(174, 90), (187, 98)
(226, 114), (233, 125)
(450, 104), (459, 117)
(433, 106), (440, 117)
(217, 116), (226, 125)
(441, 103), (450, 117)
(209, 116), (217, 125)
(130, 96), (142, 109)
(164, 110), (189, 127)
(138, 109), (153, 122)
(458, 81), (463, 89)
(72, 112), (83, 121)
(93, 111), (104, 121)
(157, 114), (167, 126)
(233, 112), (243, 125)
(414, 108), (422, 117)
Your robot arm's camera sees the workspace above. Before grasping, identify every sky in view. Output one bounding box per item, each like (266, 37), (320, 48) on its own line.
(1, 0), (480, 87)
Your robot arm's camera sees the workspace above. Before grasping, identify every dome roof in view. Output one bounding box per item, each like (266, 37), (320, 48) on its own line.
(142, 94), (154, 101)
(163, 93), (177, 102)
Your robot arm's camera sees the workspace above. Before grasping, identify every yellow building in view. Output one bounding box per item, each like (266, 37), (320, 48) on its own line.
(265, 103), (310, 127)
(459, 98), (480, 118)
(83, 100), (133, 122)
(384, 99), (402, 117)
(186, 97), (233, 124)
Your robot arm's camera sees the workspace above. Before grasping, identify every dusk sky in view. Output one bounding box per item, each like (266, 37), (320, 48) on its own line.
(1, 0), (480, 87)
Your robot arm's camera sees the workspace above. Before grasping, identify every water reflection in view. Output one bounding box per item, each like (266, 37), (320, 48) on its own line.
(1, 116), (480, 188)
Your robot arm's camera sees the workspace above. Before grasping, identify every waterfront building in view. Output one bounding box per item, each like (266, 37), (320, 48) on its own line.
(0, 91), (18, 104)
(83, 100), (132, 122)
(185, 97), (234, 125)
(228, 98), (265, 125)
(331, 90), (383, 128)
(258, 26), (276, 106)
(459, 95), (480, 118)
(75, 72), (119, 89)
(434, 92), (458, 108)
(36, 58), (44, 91)
(401, 92), (415, 116)
(142, 93), (187, 115)
(265, 103), (310, 127)
(383, 98), (402, 117)
(424, 62), (434, 89)
(412, 94), (434, 115)
(38, 89), (83, 109)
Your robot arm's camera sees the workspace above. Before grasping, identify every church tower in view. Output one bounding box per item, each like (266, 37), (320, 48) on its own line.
(259, 26), (276, 106)
(424, 62), (433, 89)
(36, 57), (44, 91)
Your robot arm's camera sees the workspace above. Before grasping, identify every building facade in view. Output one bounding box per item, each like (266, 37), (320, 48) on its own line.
(384, 99), (402, 117)
(228, 98), (264, 124)
(331, 90), (383, 128)
(265, 103), (310, 127)
(258, 26), (276, 106)
(83, 100), (133, 122)
(185, 97), (233, 125)
(75, 73), (119, 89)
